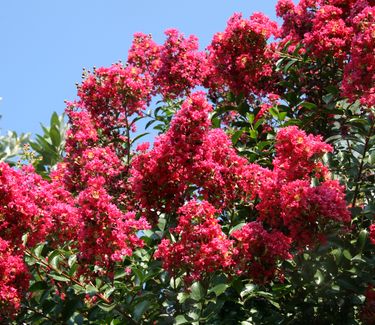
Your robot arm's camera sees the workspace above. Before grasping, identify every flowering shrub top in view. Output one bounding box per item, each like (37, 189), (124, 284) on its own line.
(0, 0), (374, 323)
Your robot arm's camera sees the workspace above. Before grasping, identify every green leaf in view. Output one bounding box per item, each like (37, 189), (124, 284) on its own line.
(278, 111), (287, 121)
(240, 284), (256, 299)
(170, 277), (182, 289)
(34, 243), (45, 258)
(133, 300), (150, 321)
(49, 274), (70, 282)
(132, 267), (144, 283)
(145, 119), (156, 129)
(114, 269), (127, 280)
(323, 93), (334, 104)
(158, 217), (167, 231)
(314, 269), (324, 285)
(175, 315), (189, 325)
(232, 130), (243, 145)
(49, 126), (61, 147)
(229, 223), (245, 235)
(62, 297), (82, 321)
(249, 129), (258, 139)
(299, 102), (317, 110)
(190, 282), (204, 301)
(68, 254), (77, 268)
(357, 229), (368, 251)
(177, 292), (189, 304)
(29, 281), (48, 292)
(98, 302), (117, 312)
(332, 248), (342, 265)
(269, 106), (279, 118)
(337, 278), (359, 292)
(131, 132), (149, 145)
(343, 250), (352, 260)
(50, 111), (60, 127)
(246, 113), (254, 124)
(208, 283), (228, 296)
(369, 151), (375, 165)
(85, 285), (99, 295)
(283, 58), (298, 73)
(49, 254), (63, 271)
(103, 287), (116, 299)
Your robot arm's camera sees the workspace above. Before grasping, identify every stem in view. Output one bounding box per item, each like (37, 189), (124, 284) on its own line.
(352, 121), (374, 208)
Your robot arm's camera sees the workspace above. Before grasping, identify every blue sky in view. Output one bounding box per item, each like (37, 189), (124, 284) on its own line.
(0, 0), (278, 137)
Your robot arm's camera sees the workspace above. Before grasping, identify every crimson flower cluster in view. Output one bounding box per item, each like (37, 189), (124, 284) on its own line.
(0, 164), (52, 247)
(128, 29), (207, 98)
(231, 222), (292, 283)
(154, 200), (233, 284)
(0, 239), (29, 320)
(137, 94), (350, 282)
(0, 163), (78, 317)
(155, 202), (292, 285)
(131, 92), (249, 221)
(1, 0), (370, 319)
(256, 126), (351, 246)
(205, 12), (279, 99)
(61, 64), (153, 270)
(276, 0), (374, 106)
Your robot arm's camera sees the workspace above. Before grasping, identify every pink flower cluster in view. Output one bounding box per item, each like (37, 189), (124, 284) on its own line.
(70, 63), (153, 164)
(154, 200), (233, 284)
(205, 12), (279, 98)
(145, 96), (350, 281)
(1, 1), (366, 314)
(62, 120), (150, 271)
(77, 176), (149, 267)
(256, 126), (351, 246)
(0, 164), (75, 317)
(276, 0), (375, 106)
(128, 29), (207, 98)
(128, 33), (161, 75)
(342, 5), (375, 106)
(273, 125), (333, 181)
(53, 60), (158, 271)
(278, 179), (350, 246)
(77, 64), (153, 121)
(0, 239), (29, 320)
(231, 222), (292, 283)
(130, 92), (249, 221)
(0, 163), (52, 247)
(155, 202), (291, 284)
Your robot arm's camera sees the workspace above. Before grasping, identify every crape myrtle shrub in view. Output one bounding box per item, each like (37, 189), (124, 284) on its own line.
(0, 0), (374, 324)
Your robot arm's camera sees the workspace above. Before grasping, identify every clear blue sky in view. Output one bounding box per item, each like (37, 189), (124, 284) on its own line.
(0, 1), (278, 137)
